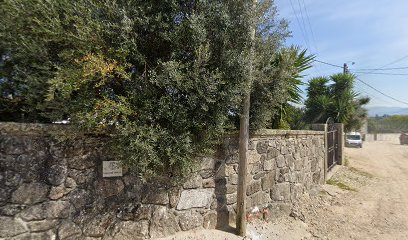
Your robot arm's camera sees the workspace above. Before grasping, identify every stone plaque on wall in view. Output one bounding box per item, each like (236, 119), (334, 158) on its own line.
(103, 161), (123, 177)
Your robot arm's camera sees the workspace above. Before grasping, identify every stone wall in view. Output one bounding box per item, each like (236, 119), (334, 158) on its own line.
(0, 123), (325, 239)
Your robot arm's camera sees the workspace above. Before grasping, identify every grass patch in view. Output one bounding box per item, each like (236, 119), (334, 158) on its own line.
(326, 179), (357, 192)
(349, 167), (374, 178)
(344, 156), (350, 167)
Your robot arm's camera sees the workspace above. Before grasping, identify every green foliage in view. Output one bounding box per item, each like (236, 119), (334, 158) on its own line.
(368, 115), (408, 133)
(0, 0), (292, 178)
(304, 73), (369, 131)
(250, 46), (314, 129)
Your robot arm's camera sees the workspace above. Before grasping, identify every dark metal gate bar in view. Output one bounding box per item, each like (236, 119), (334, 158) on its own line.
(326, 118), (338, 170)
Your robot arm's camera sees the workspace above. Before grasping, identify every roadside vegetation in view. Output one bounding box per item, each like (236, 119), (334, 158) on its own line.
(0, 0), (368, 179)
(326, 179), (357, 192)
(0, 0), (314, 178)
(368, 115), (408, 133)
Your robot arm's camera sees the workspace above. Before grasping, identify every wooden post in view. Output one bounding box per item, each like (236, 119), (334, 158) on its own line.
(236, 0), (257, 236)
(236, 94), (249, 236)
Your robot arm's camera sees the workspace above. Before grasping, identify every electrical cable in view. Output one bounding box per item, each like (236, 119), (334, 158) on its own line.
(351, 66), (408, 71)
(355, 77), (408, 106)
(354, 72), (408, 76)
(289, 0), (311, 50)
(314, 59), (343, 68)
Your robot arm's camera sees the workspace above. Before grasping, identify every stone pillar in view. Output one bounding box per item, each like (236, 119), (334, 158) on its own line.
(335, 123), (344, 166)
(311, 124), (328, 182)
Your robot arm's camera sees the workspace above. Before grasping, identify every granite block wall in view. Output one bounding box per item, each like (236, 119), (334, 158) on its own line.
(0, 123), (325, 239)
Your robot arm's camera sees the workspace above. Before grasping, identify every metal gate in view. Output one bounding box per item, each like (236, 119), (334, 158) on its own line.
(326, 118), (338, 170)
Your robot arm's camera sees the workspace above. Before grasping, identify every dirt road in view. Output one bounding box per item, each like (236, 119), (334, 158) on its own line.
(314, 137), (408, 239)
(159, 137), (408, 239)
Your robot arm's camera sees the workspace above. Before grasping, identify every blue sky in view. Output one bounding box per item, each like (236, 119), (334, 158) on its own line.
(275, 0), (408, 108)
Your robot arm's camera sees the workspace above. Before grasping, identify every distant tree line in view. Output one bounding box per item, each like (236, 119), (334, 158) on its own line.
(368, 115), (408, 133)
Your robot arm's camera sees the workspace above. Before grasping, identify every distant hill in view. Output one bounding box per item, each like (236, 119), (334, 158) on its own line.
(367, 107), (408, 117)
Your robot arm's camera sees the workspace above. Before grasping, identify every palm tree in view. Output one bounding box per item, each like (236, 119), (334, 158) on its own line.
(250, 46), (314, 129)
(304, 73), (370, 132)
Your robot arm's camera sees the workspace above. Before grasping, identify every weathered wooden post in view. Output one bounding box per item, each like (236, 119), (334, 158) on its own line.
(236, 0), (257, 236)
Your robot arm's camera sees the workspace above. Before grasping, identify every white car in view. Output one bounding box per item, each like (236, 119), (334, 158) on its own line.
(346, 132), (363, 148)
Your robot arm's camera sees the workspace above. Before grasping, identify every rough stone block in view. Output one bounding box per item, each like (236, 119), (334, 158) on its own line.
(248, 150), (261, 164)
(276, 155), (286, 168)
(276, 168), (289, 183)
(11, 182), (49, 204)
(203, 179), (215, 188)
(19, 201), (71, 221)
(27, 219), (58, 232)
(229, 174), (238, 185)
(280, 146), (289, 155)
(169, 188), (181, 208)
(5, 170), (22, 187)
(267, 148), (279, 160)
(200, 157), (215, 170)
(271, 183), (290, 201)
(47, 164), (67, 186)
(200, 169), (213, 179)
(226, 193), (237, 205)
(253, 172), (266, 180)
(178, 210), (204, 231)
(286, 155), (295, 171)
(142, 188), (169, 206)
(49, 186), (70, 200)
(69, 188), (91, 209)
(134, 204), (154, 221)
(183, 174), (202, 189)
(225, 184), (237, 194)
(294, 159), (303, 171)
(176, 189), (213, 210)
(94, 179), (124, 199)
(67, 153), (96, 170)
(250, 162), (262, 175)
(150, 206), (180, 238)
(246, 180), (261, 196)
(0, 205), (26, 216)
(256, 141), (269, 154)
(312, 172), (321, 184)
(261, 172), (275, 191)
(58, 220), (82, 239)
(263, 159), (274, 171)
(203, 211), (217, 229)
(65, 177), (77, 188)
(68, 168), (95, 185)
(0, 216), (28, 238)
(83, 214), (114, 237)
(24, 230), (55, 240)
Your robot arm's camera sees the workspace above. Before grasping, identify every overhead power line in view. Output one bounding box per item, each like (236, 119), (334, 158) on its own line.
(351, 66), (408, 71)
(355, 77), (408, 106)
(289, 0), (311, 50)
(314, 59), (343, 68)
(354, 72), (408, 76)
(357, 54), (408, 76)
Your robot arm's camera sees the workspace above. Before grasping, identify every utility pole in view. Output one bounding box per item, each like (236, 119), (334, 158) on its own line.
(236, 0), (257, 236)
(343, 63), (348, 74)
